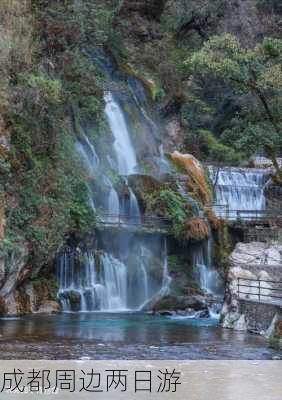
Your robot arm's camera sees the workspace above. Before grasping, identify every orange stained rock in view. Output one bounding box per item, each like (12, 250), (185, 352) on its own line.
(171, 151), (212, 205)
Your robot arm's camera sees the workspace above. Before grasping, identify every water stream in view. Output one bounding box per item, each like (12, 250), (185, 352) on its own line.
(209, 167), (270, 219)
(104, 91), (137, 175)
(57, 238), (170, 312)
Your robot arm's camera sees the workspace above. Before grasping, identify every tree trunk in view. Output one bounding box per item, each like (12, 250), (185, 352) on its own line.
(265, 145), (282, 184)
(254, 88), (282, 181)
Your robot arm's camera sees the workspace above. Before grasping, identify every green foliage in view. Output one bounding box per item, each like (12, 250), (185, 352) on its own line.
(145, 188), (191, 237)
(196, 129), (243, 164)
(3, 1), (110, 264)
(26, 73), (62, 104)
(187, 34), (282, 174)
(5, 129), (96, 263)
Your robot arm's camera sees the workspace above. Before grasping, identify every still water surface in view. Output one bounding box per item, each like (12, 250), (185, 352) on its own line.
(0, 313), (280, 359)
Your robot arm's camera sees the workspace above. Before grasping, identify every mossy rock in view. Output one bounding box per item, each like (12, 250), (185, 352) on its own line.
(59, 290), (81, 312)
(128, 174), (162, 208)
(152, 294), (207, 311)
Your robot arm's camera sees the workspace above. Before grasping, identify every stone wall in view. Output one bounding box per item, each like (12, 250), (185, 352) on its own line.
(238, 299), (281, 332)
(221, 241), (282, 335)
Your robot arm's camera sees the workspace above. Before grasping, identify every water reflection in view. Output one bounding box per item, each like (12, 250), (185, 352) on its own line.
(0, 313), (262, 348)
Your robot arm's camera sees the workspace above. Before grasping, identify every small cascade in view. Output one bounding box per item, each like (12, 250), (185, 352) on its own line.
(75, 135), (100, 211)
(104, 92), (137, 175)
(100, 254), (128, 311)
(193, 241), (223, 296)
(192, 240), (223, 319)
(157, 144), (172, 175)
(108, 187), (120, 223)
(138, 238), (171, 311)
(104, 91), (141, 222)
(75, 130), (100, 175)
(160, 238), (171, 296)
(129, 188), (141, 222)
(209, 167), (269, 219)
(81, 131), (100, 168)
(138, 246), (150, 305)
(58, 250), (128, 312)
(57, 238), (170, 313)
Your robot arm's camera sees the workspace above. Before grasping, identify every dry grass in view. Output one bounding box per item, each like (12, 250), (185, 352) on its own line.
(183, 217), (209, 242)
(205, 208), (221, 230)
(171, 151), (213, 206)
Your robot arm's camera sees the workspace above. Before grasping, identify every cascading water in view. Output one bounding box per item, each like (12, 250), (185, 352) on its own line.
(192, 240), (223, 319)
(58, 250), (128, 312)
(210, 167), (269, 219)
(193, 241), (221, 296)
(129, 188), (141, 222)
(160, 239), (171, 296)
(75, 130), (100, 211)
(104, 91), (141, 222)
(57, 238), (171, 312)
(108, 188), (120, 223)
(104, 92), (137, 175)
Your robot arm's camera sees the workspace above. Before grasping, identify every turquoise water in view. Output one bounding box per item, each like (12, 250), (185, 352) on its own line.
(0, 313), (279, 359)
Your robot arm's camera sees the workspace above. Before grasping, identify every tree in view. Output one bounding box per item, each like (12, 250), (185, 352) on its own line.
(186, 34), (282, 181)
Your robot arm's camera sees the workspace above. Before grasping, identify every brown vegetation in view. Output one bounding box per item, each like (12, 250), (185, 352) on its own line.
(171, 151), (212, 205)
(182, 217), (209, 241)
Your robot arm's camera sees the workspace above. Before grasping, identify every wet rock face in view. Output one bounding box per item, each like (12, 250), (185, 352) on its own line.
(0, 243), (60, 316)
(0, 243), (29, 298)
(59, 290), (81, 312)
(2, 281), (60, 316)
(265, 312), (282, 350)
(152, 294), (208, 313)
(221, 242), (282, 332)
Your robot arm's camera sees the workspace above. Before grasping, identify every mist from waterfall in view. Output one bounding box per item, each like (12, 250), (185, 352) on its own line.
(209, 167), (269, 219)
(104, 92), (137, 175)
(57, 238), (170, 312)
(193, 240), (222, 296)
(67, 83), (166, 314)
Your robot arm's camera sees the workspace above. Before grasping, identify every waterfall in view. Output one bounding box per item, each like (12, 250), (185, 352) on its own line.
(139, 246), (150, 305)
(57, 239), (170, 313)
(108, 187), (120, 223)
(192, 240), (223, 319)
(58, 250), (128, 312)
(104, 92), (137, 175)
(129, 188), (141, 222)
(75, 137), (100, 211)
(75, 130), (100, 174)
(100, 254), (128, 311)
(138, 238), (171, 310)
(193, 241), (222, 296)
(104, 91), (141, 220)
(210, 167), (269, 219)
(161, 238), (171, 296)
(59, 53), (174, 315)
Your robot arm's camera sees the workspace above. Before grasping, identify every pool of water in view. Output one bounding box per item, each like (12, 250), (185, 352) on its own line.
(0, 313), (280, 360)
